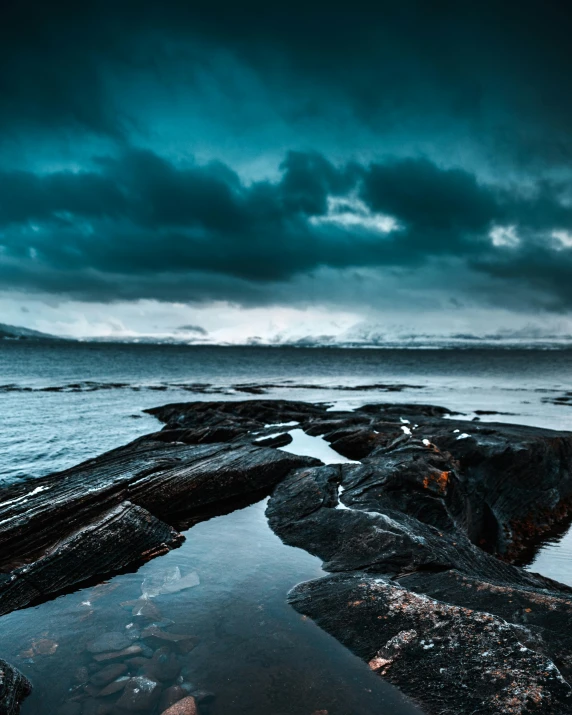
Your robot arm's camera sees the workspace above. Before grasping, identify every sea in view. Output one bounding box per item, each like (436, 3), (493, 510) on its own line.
(1, 341), (571, 714)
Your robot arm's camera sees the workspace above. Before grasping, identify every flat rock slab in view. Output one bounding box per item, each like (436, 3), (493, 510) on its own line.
(0, 501), (182, 616)
(0, 442), (315, 613)
(289, 574), (572, 715)
(87, 631), (135, 655)
(0, 440), (315, 571)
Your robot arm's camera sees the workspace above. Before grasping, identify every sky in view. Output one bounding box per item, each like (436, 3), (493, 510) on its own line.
(2, 0), (572, 343)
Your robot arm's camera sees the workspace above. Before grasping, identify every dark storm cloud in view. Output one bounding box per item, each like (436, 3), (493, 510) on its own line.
(2, 1), (572, 313)
(1, 148), (572, 307)
(3, 1), (572, 170)
(360, 159), (499, 255)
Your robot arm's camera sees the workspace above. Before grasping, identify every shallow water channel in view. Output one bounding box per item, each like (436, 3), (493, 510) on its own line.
(0, 433), (422, 715)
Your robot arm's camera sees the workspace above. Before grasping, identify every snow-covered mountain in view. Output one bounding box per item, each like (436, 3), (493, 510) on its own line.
(0, 323), (67, 341)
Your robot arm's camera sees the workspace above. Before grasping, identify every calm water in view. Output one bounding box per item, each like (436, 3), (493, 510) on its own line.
(5, 500), (421, 715)
(1, 342), (572, 483)
(1, 342), (572, 714)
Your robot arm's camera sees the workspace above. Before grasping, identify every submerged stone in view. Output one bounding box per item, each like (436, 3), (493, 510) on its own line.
(116, 676), (160, 711)
(86, 632), (133, 654)
(159, 695), (198, 715)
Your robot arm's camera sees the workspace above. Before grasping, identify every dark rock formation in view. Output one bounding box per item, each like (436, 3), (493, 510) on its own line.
(260, 402), (572, 714)
(0, 502), (182, 616)
(3, 398), (572, 714)
(289, 574), (572, 715)
(418, 419), (572, 561)
(0, 440), (315, 578)
(266, 456), (563, 591)
(0, 660), (32, 715)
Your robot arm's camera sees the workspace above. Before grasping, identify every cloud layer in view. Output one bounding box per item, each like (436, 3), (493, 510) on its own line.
(1, 148), (572, 309)
(2, 1), (572, 328)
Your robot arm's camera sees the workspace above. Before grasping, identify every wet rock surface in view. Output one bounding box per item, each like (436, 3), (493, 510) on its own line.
(0, 659), (32, 715)
(0, 438), (316, 610)
(259, 402), (572, 713)
(3, 398), (572, 714)
(289, 574), (572, 715)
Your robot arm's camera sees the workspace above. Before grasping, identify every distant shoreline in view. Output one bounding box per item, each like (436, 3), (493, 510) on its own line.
(4, 336), (572, 350)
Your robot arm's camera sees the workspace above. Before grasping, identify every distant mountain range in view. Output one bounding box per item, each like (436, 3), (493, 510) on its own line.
(2, 322), (571, 348)
(0, 323), (67, 341)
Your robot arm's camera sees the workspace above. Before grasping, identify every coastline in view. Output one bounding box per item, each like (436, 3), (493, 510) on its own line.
(2, 399), (572, 714)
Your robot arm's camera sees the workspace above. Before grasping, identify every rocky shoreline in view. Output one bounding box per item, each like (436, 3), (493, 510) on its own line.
(2, 399), (572, 714)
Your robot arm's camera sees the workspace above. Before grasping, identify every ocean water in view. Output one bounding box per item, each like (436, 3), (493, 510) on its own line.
(1, 341), (572, 483)
(1, 341), (572, 714)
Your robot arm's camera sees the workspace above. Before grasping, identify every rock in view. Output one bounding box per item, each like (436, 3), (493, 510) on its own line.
(18, 637), (58, 657)
(158, 685), (188, 711)
(89, 663), (128, 687)
(328, 428), (392, 460)
(96, 676), (130, 696)
(124, 626), (141, 642)
(190, 688), (215, 703)
(126, 443), (316, 525)
(145, 399), (323, 432)
(397, 568), (572, 683)
(418, 419), (572, 559)
(83, 684), (101, 697)
(87, 632), (133, 654)
(253, 432), (293, 448)
(141, 647), (181, 682)
(0, 430), (315, 616)
(125, 599), (162, 619)
(290, 574), (572, 714)
(116, 676), (160, 711)
(267, 459), (547, 589)
(92, 645), (142, 662)
(139, 644), (154, 658)
(125, 656), (152, 672)
(0, 658), (32, 715)
(141, 625), (197, 644)
(159, 695), (198, 715)
(0, 502), (183, 617)
(338, 443), (463, 531)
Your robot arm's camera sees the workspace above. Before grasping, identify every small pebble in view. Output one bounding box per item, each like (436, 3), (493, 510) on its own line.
(160, 695), (198, 715)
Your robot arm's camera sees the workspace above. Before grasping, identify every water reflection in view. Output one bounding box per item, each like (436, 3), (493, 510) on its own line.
(2, 500), (421, 715)
(526, 519), (572, 588)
